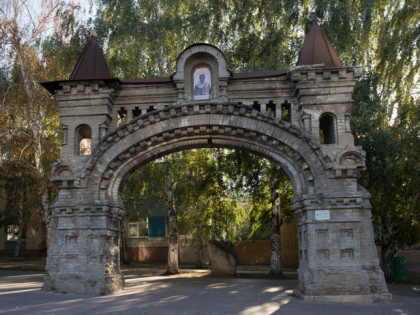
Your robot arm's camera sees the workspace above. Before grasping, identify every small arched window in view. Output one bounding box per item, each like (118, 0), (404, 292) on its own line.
(319, 114), (336, 144)
(76, 124), (92, 155)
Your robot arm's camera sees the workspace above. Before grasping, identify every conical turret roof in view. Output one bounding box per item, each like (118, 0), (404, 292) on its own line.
(69, 31), (111, 80)
(296, 15), (343, 67)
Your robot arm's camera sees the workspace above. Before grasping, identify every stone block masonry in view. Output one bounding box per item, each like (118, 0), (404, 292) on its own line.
(42, 39), (390, 302)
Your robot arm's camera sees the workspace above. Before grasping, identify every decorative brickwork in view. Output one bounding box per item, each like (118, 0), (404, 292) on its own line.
(42, 42), (390, 302)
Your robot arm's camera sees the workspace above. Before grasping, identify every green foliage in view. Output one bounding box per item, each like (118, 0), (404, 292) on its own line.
(122, 149), (247, 241)
(93, 0), (419, 247)
(42, 26), (91, 81)
(352, 72), (420, 256)
(351, 72), (387, 136)
(341, 0), (420, 260)
(0, 162), (42, 236)
(0, 1), (88, 237)
(91, 0), (420, 262)
(0, 0), (418, 261)
(93, 0), (419, 79)
(92, 0), (310, 78)
(218, 150), (295, 240)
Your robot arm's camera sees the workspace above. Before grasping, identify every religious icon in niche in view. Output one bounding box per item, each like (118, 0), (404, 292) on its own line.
(193, 67), (211, 100)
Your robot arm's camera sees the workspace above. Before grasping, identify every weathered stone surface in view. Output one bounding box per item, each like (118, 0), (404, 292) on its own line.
(42, 43), (390, 301)
(208, 240), (240, 276)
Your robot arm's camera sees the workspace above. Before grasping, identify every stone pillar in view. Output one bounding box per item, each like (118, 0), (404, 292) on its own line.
(219, 79), (228, 101)
(295, 200), (391, 302)
(62, 124), (68, 145)
(175, 82), (186, 104)
(99, 121), (109, 139)
(302, 112), (312, 134)
(43, 201), (124, 295)
(126, 109), (133, 122)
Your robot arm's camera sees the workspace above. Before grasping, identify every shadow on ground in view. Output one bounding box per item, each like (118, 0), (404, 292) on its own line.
(0, 268), (419, 314)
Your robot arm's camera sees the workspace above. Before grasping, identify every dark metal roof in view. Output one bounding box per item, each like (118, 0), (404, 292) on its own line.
(41, 78), (120, 94)
(119, 70), (287, 84)
(69, 35), (111, 80)
(296, 15), (343, 67)
(231, 70), (287, 79)
(122, 77), (172, 83)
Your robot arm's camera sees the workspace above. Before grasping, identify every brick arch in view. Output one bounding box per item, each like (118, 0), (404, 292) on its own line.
(43, 33), (390, 302)
(82, 102), (332, 208)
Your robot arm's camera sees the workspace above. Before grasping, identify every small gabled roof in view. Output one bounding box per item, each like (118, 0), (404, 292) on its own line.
(296, 14), (343, 67)
(69, 31), (111, 80)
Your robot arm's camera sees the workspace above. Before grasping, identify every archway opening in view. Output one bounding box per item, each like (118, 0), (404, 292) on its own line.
(119, 148), (298, 275)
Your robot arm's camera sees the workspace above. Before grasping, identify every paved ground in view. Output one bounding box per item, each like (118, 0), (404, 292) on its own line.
(0, 269), (419, 315)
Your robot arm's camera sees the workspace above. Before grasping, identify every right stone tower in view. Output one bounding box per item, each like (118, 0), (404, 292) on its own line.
(293, 14), (359, 152)
(289, 15), (391, 302)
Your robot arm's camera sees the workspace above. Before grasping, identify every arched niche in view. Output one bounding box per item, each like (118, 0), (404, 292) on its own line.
(172, 44), (231, 102)
(53, 165), (73, 177)
(192, 65), (212, 100)
(75, 124), (92, 155)
(186, 56), (218, 101)
(319, 113), (337, 145)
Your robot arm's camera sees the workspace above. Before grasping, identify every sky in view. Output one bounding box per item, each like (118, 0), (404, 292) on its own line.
(77, 0), (97, 26)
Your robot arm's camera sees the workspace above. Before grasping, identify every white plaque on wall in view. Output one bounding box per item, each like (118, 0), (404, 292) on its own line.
(315, 210), (330, 221)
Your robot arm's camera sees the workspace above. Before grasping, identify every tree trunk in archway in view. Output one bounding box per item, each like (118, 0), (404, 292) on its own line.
(196, 218), (204, 268)
(120, 217), (130, 265)
(14, 202), (24, 258)
(166, 169), (179, 275)
(14, 185), (25, 258)
(381, 224), (395, 282)
(269, 173), (282, 278)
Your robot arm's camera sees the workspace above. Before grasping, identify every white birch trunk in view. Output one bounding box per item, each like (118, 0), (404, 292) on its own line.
(269, 174), (282, 277)
(166, 169), (179, 274)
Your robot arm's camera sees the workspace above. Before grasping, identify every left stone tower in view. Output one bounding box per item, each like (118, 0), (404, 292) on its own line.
(42, 33), (124, 294)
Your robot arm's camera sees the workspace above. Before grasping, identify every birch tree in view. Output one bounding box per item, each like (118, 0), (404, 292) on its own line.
(0, 0), (82, 244)
(122, 153), (187, 275)
(268, 166), (282, 277)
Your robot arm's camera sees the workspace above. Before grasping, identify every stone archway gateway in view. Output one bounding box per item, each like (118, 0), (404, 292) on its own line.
(41, 20), (391, 302)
